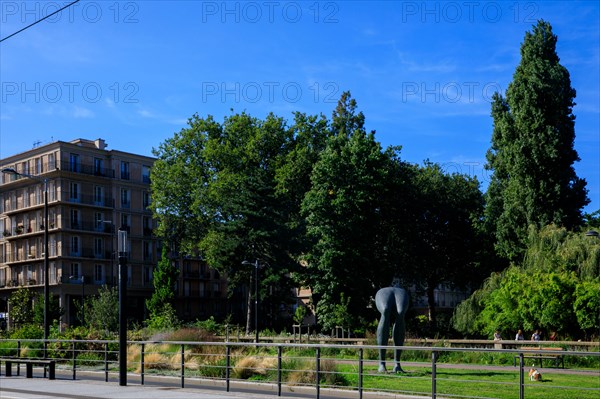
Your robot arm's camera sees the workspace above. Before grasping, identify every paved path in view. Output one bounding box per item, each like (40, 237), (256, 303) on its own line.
(0, 376), (284, 399)
(0, 374), (427, 399)
(1, 363), (596, 399)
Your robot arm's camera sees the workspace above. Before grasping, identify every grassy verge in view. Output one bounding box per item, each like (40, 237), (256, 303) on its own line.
(338, 364), (599, 399)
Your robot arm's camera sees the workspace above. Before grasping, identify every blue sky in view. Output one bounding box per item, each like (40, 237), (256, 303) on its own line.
(1, 1), (598, 213)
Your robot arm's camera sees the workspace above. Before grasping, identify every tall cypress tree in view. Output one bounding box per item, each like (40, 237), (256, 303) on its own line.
(485, 20), (589, 260)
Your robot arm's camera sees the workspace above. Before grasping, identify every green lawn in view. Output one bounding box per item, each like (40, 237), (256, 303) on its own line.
(337, 364), (600, 399)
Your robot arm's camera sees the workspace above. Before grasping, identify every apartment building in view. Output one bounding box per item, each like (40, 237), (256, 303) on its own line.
(0, 138), (157, 327)
(171, 254), (242, 323)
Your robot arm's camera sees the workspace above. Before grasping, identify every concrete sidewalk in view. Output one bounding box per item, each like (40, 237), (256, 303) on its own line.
(0, 376), (302, 399)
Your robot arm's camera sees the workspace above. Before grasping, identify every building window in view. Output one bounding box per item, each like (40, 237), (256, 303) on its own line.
(120, 161), (130, 180)
(120, 214), (130, 231)
(70, 263), (80, 278)
(143, 217), (152, 236)
(49, 236), (57, 257)
(94, 264), (104, 283)
(94, 186), (104, 205)
(35, 157), (42, 174)
(48, 153), (55, 170)
(94, 158), (104, 175)
(71, 209), (80, 229)
(142, 165), (150, 183)
(69, 182), (79, 202)
(71, 236), (80, 256)
(23, 188), (30, 208)
(143, 265), (152, 285)
(94, 238), (103, 257)
(95, 212), (103, 230)
(143, 191), (151, 209)
(121, 189), (130, 208)
(69, 153), (80, 172)
(143, 241), (152, 261)
(49, 262), (56, 284)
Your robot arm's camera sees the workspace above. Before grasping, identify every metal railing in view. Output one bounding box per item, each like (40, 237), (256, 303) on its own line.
(0, 339), (598, 399)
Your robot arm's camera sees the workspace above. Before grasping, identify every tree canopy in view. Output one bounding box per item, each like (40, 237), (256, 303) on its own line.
(453, 225), (600, 339)
(150, 92), (491, 333)
(484, 20), (589, 261)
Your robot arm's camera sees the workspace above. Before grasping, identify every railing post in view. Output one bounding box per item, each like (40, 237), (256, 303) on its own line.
(277, 345), (282, 396)
(519, 352), (524, 399)
(72, 340), (77, 380)
(43, 339), (48, 378)
(226, 345), (231, 392)
(181, 344), (185, 388)
(358, 348), (364, 399)
(316, 347), (321, 399)
(431, 350), (437, 399)
(141, 343), (145, 385)
(104, 342), (109, 382)
(16, 341), (21, 376)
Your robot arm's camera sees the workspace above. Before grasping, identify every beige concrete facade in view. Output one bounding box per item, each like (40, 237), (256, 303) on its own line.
(0, 138), (157, 327)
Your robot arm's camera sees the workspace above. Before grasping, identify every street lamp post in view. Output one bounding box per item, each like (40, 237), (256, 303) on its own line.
(2, 168), (50, 348)
(242, 260), (259, 345)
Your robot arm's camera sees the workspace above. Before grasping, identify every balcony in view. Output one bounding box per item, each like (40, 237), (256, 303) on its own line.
(67, 192), (114, 207)
(59, 160), (115, 178)
(60, 275), (86, 284)
(2, 196), (58, 214)
(2, 223), (58, 241)
(4, 278), (38, 287)
(66, 221), (113, 234)
(61, 245), (113, 260)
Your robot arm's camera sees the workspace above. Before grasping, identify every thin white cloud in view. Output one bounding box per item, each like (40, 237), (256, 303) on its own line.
(136, 106), (186, 125)
(72, 106), (94, 118)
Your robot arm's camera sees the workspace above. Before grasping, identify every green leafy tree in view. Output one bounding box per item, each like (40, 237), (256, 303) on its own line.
(86, 285), (119, 333)
(33, 294), (64, 328)
(407, 163), (485, 328)
(454, 225), (600, 338)
(293, 305), (308, 325)
(573, 280), (600, 337)
(7, 288), (35, 327)
(146, 245), (179, 327)
(484, 20), (589, 261)
(152, 112), (298, 330)
(301, 93), (401, 331)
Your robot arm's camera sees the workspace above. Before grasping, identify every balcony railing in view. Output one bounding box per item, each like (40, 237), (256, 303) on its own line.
(61, 246), (112, 260)
(2, 194), (58, 213)
(59, 160), (115, 178)
(67, 192), (114, 208)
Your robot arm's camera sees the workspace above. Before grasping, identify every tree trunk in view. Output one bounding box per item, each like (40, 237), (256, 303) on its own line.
(426, 285), (436, 330)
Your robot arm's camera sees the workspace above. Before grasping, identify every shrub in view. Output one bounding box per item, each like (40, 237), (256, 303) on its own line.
(10, 324), (43, 340)
(232, 356), (277, 379)
(193, 317), (221, 335)
(76, 352), (103, 367)
(286, 358), (348, 386)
